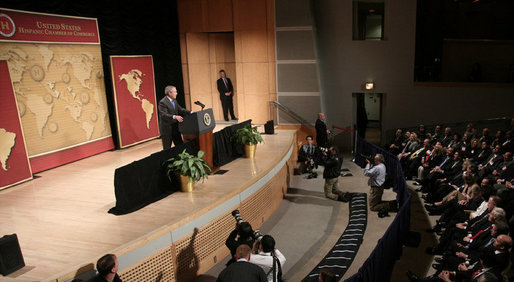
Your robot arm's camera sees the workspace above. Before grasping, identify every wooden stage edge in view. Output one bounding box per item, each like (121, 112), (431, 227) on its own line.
(0, 129), (297, 282)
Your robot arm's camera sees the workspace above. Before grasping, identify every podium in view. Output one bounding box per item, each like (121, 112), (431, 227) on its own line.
(179, 109), (216, 170)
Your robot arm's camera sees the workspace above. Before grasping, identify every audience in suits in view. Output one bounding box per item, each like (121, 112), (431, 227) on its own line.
(400, 121), (514, 282)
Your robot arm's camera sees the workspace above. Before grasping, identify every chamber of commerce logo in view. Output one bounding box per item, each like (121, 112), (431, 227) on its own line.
(0, 13), (16, 38)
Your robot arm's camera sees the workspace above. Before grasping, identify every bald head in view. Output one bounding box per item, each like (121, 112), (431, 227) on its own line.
(495, 235), (513, 251)
(318, 113), (325, 120)
(235, 244), (251, 261)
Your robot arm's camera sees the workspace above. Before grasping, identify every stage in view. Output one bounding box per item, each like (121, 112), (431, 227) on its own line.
(0, 127), (296, 281)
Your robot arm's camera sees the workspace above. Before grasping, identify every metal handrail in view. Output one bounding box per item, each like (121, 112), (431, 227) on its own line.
(268, 101), (313, 126)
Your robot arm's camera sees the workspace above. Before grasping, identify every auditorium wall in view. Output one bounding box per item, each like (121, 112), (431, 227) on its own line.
(178, 0), (276, 124)
(311, 0), (514, 148)
(275, 0), (322, 125)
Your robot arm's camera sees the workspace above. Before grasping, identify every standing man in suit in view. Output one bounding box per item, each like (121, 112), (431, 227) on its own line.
(158, 85), (191, 150)
(217, 70), (237, 121)
(316, 112), (330, 149)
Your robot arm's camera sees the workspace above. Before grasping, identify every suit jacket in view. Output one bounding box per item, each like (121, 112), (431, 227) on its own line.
(217, 77), (233, 99)
(474, 148), (491, 164)
(442, 159), (463, 178)
(298, 144), (320, 163)
(481, 154), (503, 168)
(315, 119), (328, 147)
(216, 260), (267, 282)
(158, 96), (190, 136)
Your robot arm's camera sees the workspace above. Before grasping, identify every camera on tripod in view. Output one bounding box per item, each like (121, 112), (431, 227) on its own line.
(231, 209), (264, 242)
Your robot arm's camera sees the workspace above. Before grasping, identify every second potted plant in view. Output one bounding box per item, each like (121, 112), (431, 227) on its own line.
(165, 149), (212, 192)
(232, 125), (264, 158)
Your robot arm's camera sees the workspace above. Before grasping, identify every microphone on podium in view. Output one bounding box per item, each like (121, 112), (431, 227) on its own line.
(194, 101), (205, 110)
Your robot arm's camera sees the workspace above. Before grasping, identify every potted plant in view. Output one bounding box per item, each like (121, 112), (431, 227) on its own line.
(232, 125), (264, 158)
(165, 149), (212, 192)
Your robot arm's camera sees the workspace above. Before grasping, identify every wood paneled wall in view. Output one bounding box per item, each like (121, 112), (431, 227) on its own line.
(178, 0), (276, 124)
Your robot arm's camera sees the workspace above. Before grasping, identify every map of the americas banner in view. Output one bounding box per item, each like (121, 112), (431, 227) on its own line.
(110, 55), (159, 148)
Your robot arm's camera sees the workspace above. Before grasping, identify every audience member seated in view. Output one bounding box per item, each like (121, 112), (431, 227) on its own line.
(217, 245), (267, 282)
(405, 138), (433, 179)
(446, 133), (462, 150)
(491, 130), (506, 149)
(387, 128), (405, 155)
(418, 124), (427, 141)
(477, 145), (504, 180)
(430, 125), (443, 145)
(440, 127), (453, 148)
(472, 141), (492, 165)
(88, 254), (122, 282)
(478, 127), (492, 145)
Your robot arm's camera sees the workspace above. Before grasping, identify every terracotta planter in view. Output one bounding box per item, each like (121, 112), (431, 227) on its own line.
(244, 143), (256, 159)
(179, 174), (194, 192)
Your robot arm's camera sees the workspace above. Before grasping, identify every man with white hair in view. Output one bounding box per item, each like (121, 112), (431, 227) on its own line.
(364, 154), (397, 213)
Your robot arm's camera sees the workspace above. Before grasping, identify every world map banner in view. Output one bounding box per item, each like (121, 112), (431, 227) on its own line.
(0, 8), (113, 173)
(0, 60), (33, 190)
(110, 55), (159, 148)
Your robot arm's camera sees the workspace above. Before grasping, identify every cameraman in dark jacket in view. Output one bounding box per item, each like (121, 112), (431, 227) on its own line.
(322, 146), (350, 202)
(226, 221), (255, 266)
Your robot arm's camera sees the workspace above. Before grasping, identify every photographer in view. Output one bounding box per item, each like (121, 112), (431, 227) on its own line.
(323, 146), (350, 202)
(298, 135), (320, 177)
(364, 154), (397, 214)
(250, 235), (286, 282)
(226, 221), (255, 266)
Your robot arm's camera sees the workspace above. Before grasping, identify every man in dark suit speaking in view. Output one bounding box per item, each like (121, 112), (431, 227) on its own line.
(217, 70), (237, 121)
(158, 85), (191, 150)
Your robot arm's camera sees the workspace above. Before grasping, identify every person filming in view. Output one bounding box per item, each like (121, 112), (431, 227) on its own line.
(225, 221), (255, 266)
(364, 154), (397, 214)
(322, 146), (350, 202)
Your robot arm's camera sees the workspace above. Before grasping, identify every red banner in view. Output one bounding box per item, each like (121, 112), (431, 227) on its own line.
(0, 8), (99, 44)
(110, 56), (160, 148)
(0, 60), (32, 190)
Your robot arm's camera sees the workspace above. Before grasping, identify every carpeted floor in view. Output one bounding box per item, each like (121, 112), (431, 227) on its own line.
(203, 155), (404, 281)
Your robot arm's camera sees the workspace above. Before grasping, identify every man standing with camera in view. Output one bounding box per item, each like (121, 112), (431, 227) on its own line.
(225, 221), (255, 266)
(364, 154), (397, 214)
(250, 235), (286, 282)
(323, 146), (350, 202)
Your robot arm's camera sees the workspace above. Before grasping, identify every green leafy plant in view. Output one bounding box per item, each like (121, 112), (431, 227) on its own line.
(232, 125), (264, 145)
(165, 150), (211, 183)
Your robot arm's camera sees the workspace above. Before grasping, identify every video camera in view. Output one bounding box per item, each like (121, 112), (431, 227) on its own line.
(231, 209), (264, 242)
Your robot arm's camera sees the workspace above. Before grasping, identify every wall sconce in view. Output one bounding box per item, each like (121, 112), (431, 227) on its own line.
(365, 82), (374, 90)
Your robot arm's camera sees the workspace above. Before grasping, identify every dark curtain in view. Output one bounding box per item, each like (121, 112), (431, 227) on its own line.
(1, 0), (184, 148)
(109, 120), (252, 215)
(109, 140), (197, 215)
(213, 120), (252, 167)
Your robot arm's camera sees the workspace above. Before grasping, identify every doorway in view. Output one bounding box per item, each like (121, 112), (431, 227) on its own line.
(352, 93), (383, 146)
